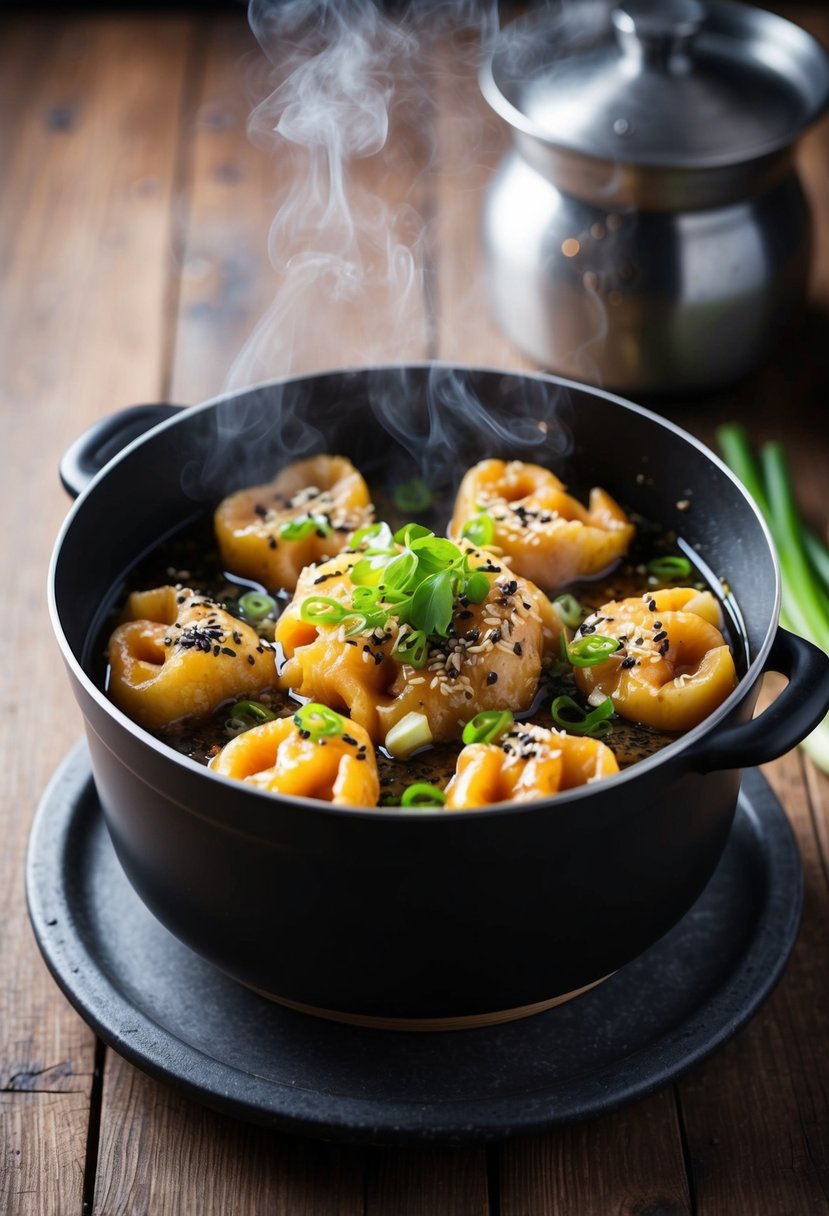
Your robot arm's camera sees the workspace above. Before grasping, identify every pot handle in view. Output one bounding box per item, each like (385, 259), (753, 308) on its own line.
(686, 627), (829, 773)
(59, 403), (184, 499)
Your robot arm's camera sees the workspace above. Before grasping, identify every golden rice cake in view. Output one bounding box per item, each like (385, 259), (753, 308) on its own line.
(210, 712), (379, 807)
(107, 586), (276, 731)
(573, 588), (737, 732)
(443, 722), (619, 808)
(214, 454), (373, 592)
(449, 458), (634, 592)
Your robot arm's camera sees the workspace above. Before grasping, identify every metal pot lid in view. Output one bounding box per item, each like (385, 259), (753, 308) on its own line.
(484, 0), (829, 168)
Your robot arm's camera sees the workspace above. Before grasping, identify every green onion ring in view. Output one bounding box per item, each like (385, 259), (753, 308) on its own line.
(293, 702), (346, 741)
(237, 591), (276, 621)
(553, 593), (583, 629)
(299, 596), (347, 625)
(225, 699), (277, 736)
(550, 694), (614, 738)
(462, 709), (514, 746)
(396, 629), (428, 668)
(565, 634), (622, 666)
(400, 783), (447, 808)
(646, 554), (692, 581)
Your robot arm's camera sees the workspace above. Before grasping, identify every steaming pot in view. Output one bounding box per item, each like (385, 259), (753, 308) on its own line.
(481, 0), (829, 394)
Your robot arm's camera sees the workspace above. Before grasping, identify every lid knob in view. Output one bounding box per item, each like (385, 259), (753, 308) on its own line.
(612, 0), (705, 73)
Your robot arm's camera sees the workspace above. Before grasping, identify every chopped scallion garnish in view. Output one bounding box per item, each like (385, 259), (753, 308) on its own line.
(553, 593), (583, 629)
(293, 702), (346, 741)
(299, 596), (348, 625)
(565, 635), (621, 666)
(550, 694), (614, 737)
(400, 782), (446, 808)
(461, 709), (514, 746)
(225, 699), (277, 736)
(646, 554), (692, 581)
(237, 591), (277, 621)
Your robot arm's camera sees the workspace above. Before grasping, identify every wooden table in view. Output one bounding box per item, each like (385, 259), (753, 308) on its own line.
(2, 6), (828, 1212)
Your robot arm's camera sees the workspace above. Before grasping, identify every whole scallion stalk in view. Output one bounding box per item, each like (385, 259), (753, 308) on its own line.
(717, 424), (829, 772)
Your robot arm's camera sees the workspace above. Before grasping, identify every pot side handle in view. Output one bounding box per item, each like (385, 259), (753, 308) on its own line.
(686, 627), (829, 773)
(59, 403), (184, 499)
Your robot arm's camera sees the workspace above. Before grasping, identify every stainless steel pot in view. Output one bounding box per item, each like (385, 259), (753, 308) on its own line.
(48, 367), (829, 1028)
(481, 0), (829, 393)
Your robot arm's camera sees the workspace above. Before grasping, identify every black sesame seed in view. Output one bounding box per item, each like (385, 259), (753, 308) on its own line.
(221, 647), (237, 657)
(486, 671), (498, 685)
(513, 642), (522, 655)
(247, 654), (255, 665)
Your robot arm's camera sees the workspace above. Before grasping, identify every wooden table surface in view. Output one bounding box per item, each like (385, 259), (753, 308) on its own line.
(2, 5), (828, 1213)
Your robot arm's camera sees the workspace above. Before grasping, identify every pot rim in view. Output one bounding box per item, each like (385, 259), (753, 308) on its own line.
(48, 361), (782, 823)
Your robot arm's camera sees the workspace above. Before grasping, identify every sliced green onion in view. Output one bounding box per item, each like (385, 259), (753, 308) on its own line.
(384, 711), (433, 758)
(393, 478), (432, 513)
(237, 591), (277, 621)
(550, 694), (614, 738)
(298, 596), (348, 625)
(400, 782), (446, 808)
(462, 709), (514, 746)
(553, 593), (583, 629)
(646, 554), (692, 581)
(292, 702), (346, 741)
(396, 628), (428, 668)
(225, 699), (277, 736)
(280, 512), (333, 541)
(461, 512), (495, 547)
(566, 634), (621, 667)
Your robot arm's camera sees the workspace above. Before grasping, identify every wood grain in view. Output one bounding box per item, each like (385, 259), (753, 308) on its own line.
(0, 12), (197, 1215)
(0, 1093), (90, 1216)
(92, 1057), (365, 1216)
(676, 748), (829, 1214)
(499, 1089), (691, 1216)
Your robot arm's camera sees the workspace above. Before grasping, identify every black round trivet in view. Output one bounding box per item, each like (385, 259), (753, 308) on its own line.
(26, 742), (802, 1144)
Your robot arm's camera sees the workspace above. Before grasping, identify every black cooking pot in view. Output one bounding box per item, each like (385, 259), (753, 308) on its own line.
(49, 366), (829, 1028)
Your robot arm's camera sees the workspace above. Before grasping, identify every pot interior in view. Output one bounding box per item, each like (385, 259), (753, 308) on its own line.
(54, 367), (773, 682)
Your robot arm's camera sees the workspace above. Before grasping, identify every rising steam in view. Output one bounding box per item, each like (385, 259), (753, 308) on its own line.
(186, 0), (580, 505)
(224, 0), (497, 389)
